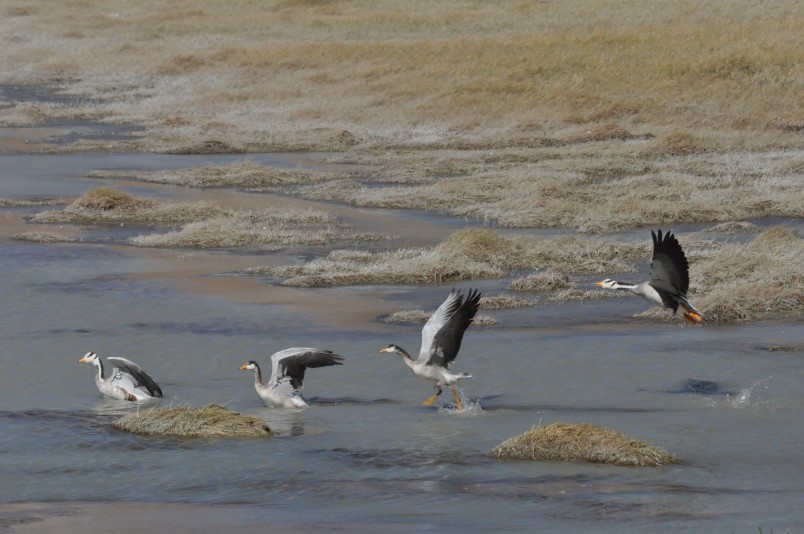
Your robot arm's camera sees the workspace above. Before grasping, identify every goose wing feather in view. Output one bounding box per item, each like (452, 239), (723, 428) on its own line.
(269, 347), (344, 392)
(107, 357), (163, 398)
(649, 230), (691, 300)
(419, 288), (481, 367)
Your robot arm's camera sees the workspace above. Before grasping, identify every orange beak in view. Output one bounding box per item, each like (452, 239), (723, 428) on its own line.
(78, 355), (89, 363)
(595, 281), (605, 287)
(239, 364), (249, 371)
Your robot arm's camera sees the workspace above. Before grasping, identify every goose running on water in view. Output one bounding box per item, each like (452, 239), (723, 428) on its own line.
(240, 348), (344, 408)
(380, 288), (481, 411)
(78, 351), (163, 401)
(596, 229), (704, 323)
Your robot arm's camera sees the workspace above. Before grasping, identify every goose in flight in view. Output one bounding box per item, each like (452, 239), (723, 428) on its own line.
(78, 351), (163, 401)
(596, 229), (704, 323)
(380, 288), (481, 411)
(240, 348), (344, 408)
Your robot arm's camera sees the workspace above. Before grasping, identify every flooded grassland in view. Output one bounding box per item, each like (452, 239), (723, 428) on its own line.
(1, 1), (803, 532)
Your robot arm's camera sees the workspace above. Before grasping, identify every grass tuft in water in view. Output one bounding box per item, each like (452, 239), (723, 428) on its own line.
(490, 422), (676, 466)
(113, 404), (271, 438)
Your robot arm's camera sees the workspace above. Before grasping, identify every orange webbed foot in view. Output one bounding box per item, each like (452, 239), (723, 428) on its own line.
(683, 311), (704, 324)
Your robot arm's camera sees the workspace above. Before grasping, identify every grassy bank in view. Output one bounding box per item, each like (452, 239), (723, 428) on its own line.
(1, 1), (801, 152)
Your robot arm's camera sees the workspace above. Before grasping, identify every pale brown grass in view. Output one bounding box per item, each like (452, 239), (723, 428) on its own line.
(130, 211), (349, 250)
(87, 161), (336, 189)
(693, 226), (804, 323)
(29, 187), (219, 224)
(0, 197), (72, 207)
(490, 422), (676, 467)
(3, 2), (800, 236)
(478, 295), (537, 310)
(509, 270), (573, 292)
(22, 187), (376, 250)
(382, 309), (497, 327)
(2, 1), (801, 152)
(247, 228), (642, 287)
(113, 404), (271, 438)
(296, 148), (804, 231)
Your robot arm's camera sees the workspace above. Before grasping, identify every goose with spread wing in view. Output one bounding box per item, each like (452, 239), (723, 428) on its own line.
(78, 351), (163, 401)
(380, 288), (481, 410)
(240, 348), (344, 408)
(596, 229), (704, 323)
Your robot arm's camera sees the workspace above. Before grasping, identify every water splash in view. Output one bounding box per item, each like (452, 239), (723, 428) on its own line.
(438, 389), (483, 415)
(710, 378), (772, 409)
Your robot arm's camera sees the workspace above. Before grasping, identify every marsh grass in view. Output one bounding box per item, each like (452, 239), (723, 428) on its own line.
(490, 422), (676, 467)
(479, 295), (537, 310)
(248, 228), (642, 287)
(129, 209), (353, 250)
(0, 197), (72, 207)
(29, 187), (220, 225)
(380, 293), (526, 326)
(247, 226), (802, 322)
(4, 1), (800, 237)
(87, 161), (337, 189)
(113, 404), (271, 438)
(704, 221), (761, 234)
(382, 309), (497, 327)
(297, 148), (804, 231)
(11, 232), (66, 243)
(509, 270), (573, 292)
(2, 1), (802, 152)
(692, 226), (804, 323)
(23, 187), (375, 250)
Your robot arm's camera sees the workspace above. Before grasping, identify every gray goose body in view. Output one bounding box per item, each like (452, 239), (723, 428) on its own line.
(597, 230), (704, 323)
(240, 348), (344, 408)
(78, 351), (163, 402)
(381, 288), (481, 410)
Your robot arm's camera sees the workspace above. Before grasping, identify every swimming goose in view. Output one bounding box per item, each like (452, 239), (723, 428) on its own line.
(78, 351), (163, 401)
(596, 229), (704, 323)
(380, 288), (481, 410)
(240, 348), (344, 408)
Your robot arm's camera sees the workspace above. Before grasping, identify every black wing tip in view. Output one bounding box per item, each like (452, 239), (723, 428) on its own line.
(449, 287), (482, 305)
(652, 229), (686, 259)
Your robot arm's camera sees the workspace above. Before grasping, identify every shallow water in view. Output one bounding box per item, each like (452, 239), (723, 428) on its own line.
(1, 148), (803, 533)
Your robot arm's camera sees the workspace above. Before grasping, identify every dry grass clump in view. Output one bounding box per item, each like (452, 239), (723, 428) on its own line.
(646, 131), (719, 156)
(29, 187), (220, 224)
(509, 270), (573, 292)
(74, 187), (152, 211)
(11, 232), (65, 243)
(692, 226), (804, 322)
(249, 228), (641, 287)
(129, 208), (351, 250)
(479, 295), (536, 309)
(0, 197), (72, 207)
(490, 422), (676, 467)
(382, 309), (497, 326)
(549, 288), (627, 302)
(87, 161), (337, 189)
(704, 221), (761, 233)
(113, 404), (271, 438)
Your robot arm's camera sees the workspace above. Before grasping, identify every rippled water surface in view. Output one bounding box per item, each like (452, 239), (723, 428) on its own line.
(1, 149), (803, 533)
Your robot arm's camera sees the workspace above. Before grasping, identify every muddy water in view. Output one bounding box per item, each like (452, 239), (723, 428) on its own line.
(1, 139), (803, 533)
